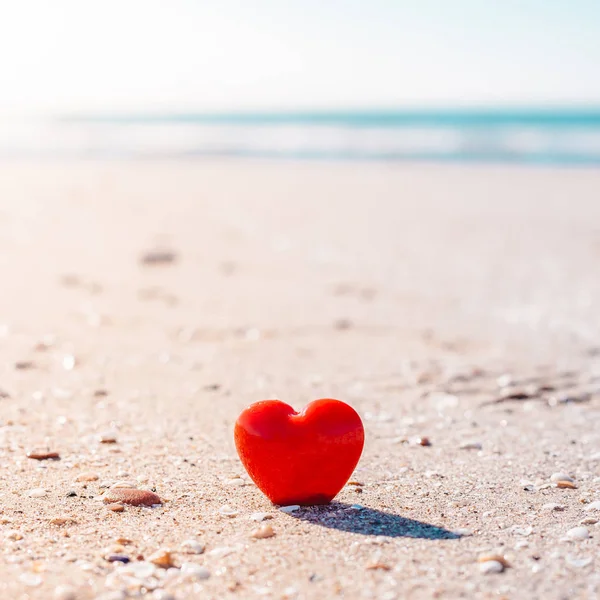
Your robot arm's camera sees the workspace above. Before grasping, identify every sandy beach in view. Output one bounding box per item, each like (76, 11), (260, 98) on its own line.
(0, 159), (599, 599)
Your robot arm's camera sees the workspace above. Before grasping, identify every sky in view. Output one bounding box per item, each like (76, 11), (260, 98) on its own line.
(0, 0), (599, 114)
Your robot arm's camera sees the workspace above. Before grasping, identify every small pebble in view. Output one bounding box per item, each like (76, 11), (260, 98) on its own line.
(251, 524), (275, 539)
(103, 488), (162, 507)
(460, 441), (482, 450)
(19, 573), (43, 587)
(542, 503), (565, 511)
(53, 584), (77, 600)
(111, 480), (137, 489)
(180, 540), (205, 554)
(250, 512), (273, 522)
(551, 473), (575, 483)
(478, 554), (511, 568)
(148, 549), (175, 568)
(557, 481), (577, 489)
(580, 517), (598, 525)
(27, 450), (60, 460)
(496, 374), (513, 388)
(115, 537), (134, 545)
(15, 361), (35, 370)
(106, 503), (124, 512)
(180, 563), (210, 580)
(279, 505), (300, 513)
(585, 501), (600, 511)
(479, 560), (504, 574)
(62, 355), (76, 370)
(76, 473), (99, 482)
(107, 555), (130, 564)
(50, 517), (75, 526)
(455, 528), (473, 537)
(140, 250), (178, 266)
(99, 432), (118, 444)
(566, 526), (590, 541)
(27, 488), (48, 498)
(219, 504), (239, 517)
(224, 477), (245, 487)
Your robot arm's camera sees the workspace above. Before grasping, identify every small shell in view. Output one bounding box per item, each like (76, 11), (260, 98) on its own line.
(103, 488), (161, 507)
(557, 481), (577, 489)
(478, 554), (511, 568)
(251, 524), (275, 539)
(27, 450), (60, 460)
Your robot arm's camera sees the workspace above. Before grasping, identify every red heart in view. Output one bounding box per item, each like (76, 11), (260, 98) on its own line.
(234, 398), (364, 505)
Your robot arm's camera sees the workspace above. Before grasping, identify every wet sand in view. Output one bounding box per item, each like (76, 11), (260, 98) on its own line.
(0, 160), (599, 599)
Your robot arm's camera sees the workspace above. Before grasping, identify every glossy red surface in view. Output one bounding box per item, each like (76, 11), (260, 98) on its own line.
(234, 398), (364, 505)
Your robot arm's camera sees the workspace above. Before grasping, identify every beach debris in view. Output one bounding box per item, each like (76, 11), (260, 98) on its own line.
(50, 517), (76, 526)
(107, 555), (130, 564)
(557, 481), (577, 489)
(250, 512), (273, 522)
(580, 517), (598, 525)
(460, 441), (482, 450)
(481, 388), (533, 407)
(479, 560), (505, 574)
(478, 554), (510, 574)
(551, 473), (575, 483)
(566, 527), (590, 541)
(279, 505), (301, 513)
(115, 537), (134, 545)
(219, 504), (239, 517)
(478, 554), (511, 568)
(27, 488), (48, 498)
(111, 480), (137, 489)
(27, 450), (60, 460)
(99, 431), (118, 444)
(542, 503), (565, 511)
(224, 477), (245, 486)
(179, 539), (205, 554)
(454, 528), (473, 537)
(251, 524), (275, 539)
(180, 563), (210, 580)
(103, 488), (162, 507)
(148, 549), (175, 568)
(139, 249), (178, 266)
(15, 361), (35, 370)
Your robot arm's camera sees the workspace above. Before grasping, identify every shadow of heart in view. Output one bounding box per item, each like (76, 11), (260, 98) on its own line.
(284, 502), (461, 539)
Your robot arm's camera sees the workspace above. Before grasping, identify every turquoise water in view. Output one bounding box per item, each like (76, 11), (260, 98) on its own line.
(6, 109), (600, 164)
(71, 108), (600, 128)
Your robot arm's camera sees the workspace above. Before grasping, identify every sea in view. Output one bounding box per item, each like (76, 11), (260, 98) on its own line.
(3, 108), (600, 164)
